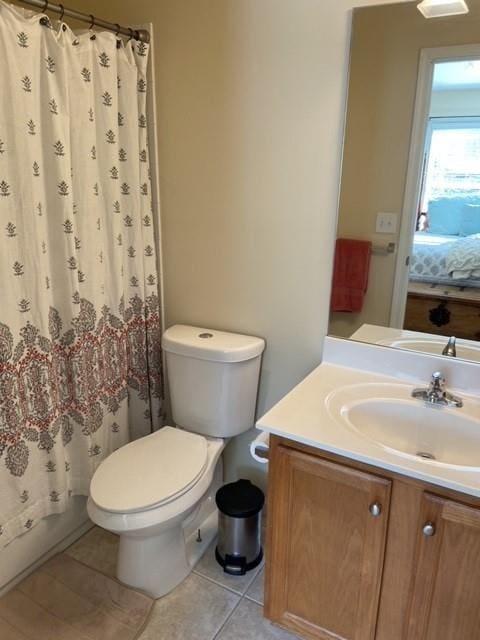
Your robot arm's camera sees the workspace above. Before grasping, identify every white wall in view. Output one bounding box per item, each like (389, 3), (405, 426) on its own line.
(142, 0), (407, 486)
(157, 0), (357, 485)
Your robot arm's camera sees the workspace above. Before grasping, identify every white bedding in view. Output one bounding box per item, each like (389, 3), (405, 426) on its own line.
(410, 232), (480, 287)
(446, 233), (480, 280)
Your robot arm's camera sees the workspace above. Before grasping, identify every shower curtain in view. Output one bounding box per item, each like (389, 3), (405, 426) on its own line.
(0, 1), (163, 546)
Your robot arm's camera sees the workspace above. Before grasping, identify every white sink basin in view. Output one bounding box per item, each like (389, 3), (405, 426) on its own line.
(378, 338), (480, 363)
(327, 383), (480, 469)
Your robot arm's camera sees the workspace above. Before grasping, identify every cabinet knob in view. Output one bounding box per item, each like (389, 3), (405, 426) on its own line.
(422, 522), (436, 537)
(369, 502), (382, 517)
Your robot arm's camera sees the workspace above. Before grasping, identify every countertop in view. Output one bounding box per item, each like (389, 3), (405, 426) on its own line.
(256, 338), (480, 498)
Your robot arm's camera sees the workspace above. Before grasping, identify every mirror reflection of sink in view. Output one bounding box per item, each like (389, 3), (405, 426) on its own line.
(349, 325), (480, 364)
(378, 338), (480, 363)
(327, 383), (480, 469)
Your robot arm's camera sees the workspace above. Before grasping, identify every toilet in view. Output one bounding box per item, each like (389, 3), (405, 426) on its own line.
(87, 325), (265, 598)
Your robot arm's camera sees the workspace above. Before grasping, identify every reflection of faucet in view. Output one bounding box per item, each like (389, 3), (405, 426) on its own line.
(412, 371), (463, 408)
(442, 336), (457, 358)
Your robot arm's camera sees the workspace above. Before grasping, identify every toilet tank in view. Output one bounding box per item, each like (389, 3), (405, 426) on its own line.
(162, 325), (265, 438)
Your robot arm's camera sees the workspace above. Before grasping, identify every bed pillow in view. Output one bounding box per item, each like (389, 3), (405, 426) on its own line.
(459, 204), (480, 237)
(427, 198), (461, 235)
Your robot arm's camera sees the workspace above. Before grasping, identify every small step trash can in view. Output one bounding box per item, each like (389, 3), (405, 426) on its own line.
(215, 479), (264, 575)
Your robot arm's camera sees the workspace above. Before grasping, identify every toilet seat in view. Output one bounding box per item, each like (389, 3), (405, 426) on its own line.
(89, 426), (208, 513)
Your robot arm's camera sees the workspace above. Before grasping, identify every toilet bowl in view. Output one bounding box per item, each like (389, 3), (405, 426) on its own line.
(87, 427), (225, 597)
(87, 325), (265, 598)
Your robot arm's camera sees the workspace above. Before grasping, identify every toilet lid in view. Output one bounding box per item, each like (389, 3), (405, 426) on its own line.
(89, 426), (208, 513)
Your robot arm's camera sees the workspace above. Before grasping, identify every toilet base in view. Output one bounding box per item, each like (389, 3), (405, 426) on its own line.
(116, 460), (222, 598)
(117, 508), (218, 598)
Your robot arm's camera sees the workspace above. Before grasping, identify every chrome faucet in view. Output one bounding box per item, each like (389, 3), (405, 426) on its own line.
(412, 371), (463, 408)
(442, 336), (457, 358)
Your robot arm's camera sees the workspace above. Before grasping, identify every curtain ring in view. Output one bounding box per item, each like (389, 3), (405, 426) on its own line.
(58, 3), (65, 21)
(88, 14), (96, 39)
(39, 0), (50, 27)
(115, 23), (121, 37)
(127, 27), (134, 42)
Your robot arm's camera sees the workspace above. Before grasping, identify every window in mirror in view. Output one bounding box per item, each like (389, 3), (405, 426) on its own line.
(422, 119), (480, 212)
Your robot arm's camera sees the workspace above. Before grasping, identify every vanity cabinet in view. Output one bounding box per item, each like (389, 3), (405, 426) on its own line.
(265, 436), (480, 640)
(265, 443), (391, 640)
(405, 494), (480, 639)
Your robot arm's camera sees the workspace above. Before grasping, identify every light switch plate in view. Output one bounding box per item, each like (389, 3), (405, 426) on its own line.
(376, 212), (398, 234)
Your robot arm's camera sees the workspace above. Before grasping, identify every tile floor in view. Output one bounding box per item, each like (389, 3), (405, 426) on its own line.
(67, 527), (301, 640)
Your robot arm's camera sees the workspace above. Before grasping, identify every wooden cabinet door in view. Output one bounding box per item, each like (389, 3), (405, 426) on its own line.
(265, 445), (391, 640)
(406, 493), (480, 639)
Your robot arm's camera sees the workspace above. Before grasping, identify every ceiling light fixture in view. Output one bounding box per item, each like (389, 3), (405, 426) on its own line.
(417, 0), (469, 18)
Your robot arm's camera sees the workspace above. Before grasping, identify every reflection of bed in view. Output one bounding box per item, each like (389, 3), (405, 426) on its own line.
(410, 232), (480, 288)
(406, 199), (480, 338)
(407, 232), (480, 340)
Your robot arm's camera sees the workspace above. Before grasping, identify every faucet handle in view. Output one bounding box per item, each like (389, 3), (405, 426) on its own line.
(431, 371), (445, 390)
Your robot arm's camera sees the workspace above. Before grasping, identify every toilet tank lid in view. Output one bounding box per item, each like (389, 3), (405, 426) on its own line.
(162, 325), (265, 363)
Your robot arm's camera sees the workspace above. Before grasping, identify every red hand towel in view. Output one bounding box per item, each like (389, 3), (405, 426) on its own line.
(330, 238), (372, 313)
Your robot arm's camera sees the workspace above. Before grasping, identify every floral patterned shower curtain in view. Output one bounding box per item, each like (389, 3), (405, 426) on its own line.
(0, 1), (163, 546)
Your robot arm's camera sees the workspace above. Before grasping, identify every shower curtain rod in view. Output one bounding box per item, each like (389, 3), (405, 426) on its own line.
(13, 0), (150, 42)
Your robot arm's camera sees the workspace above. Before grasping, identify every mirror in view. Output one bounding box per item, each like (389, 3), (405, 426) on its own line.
(329, 0), (480, 363)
